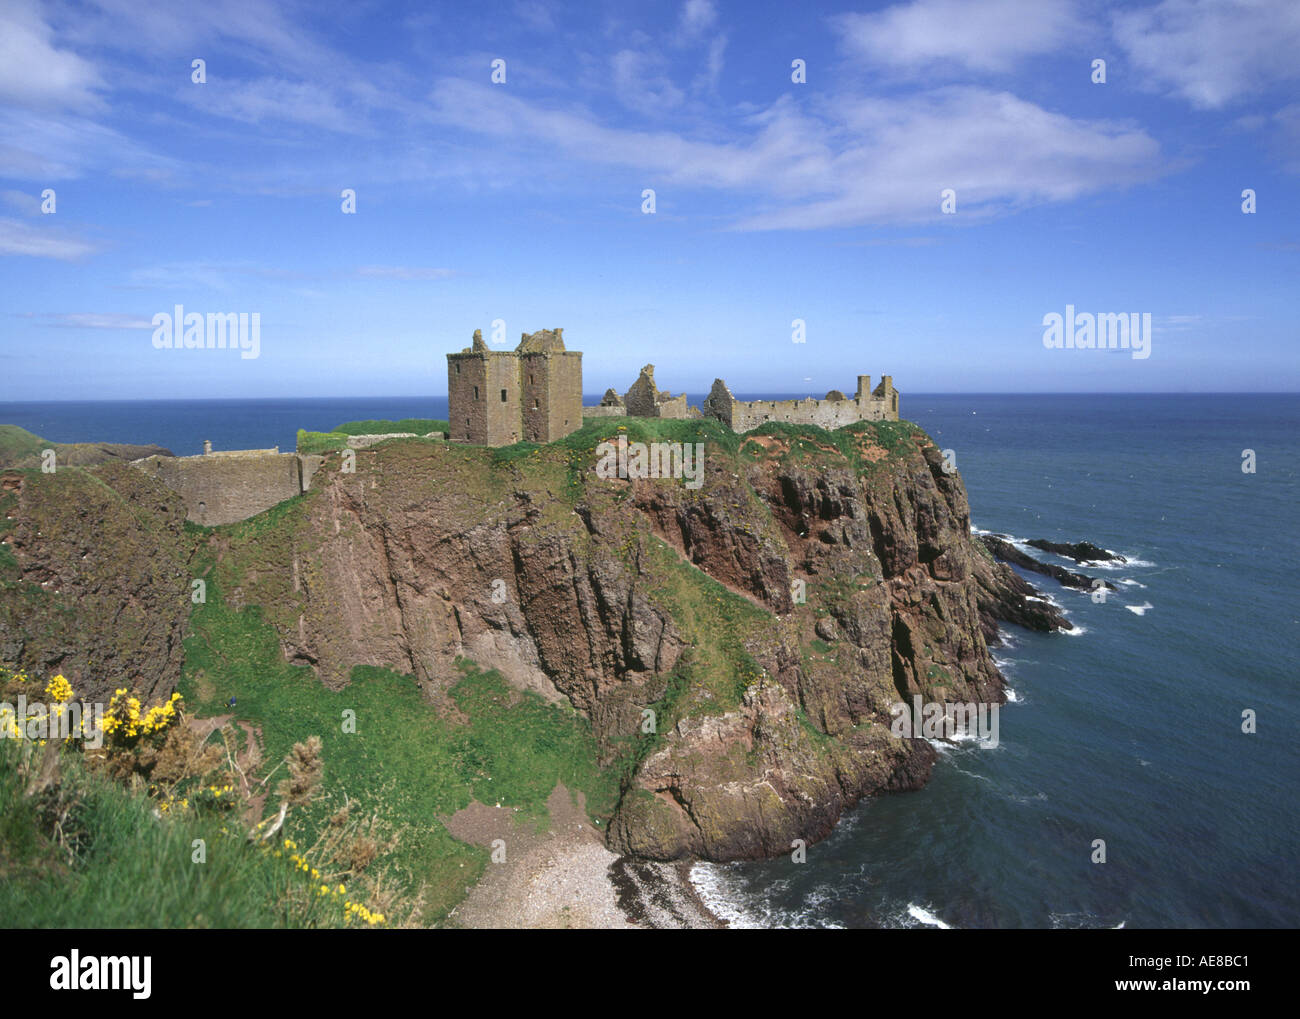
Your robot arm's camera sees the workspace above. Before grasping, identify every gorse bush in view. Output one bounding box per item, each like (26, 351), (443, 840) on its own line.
(0, 666), (391, 928)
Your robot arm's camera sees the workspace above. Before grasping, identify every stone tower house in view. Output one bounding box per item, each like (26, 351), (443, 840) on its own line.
(447, 328), (583, 446)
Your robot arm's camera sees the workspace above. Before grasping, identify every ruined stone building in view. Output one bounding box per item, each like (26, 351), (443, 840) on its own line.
(621, 364), (693, 419)
(703, 375), (899, 432)
(583, 388), (627, 418)
(447, 328), (583, 445)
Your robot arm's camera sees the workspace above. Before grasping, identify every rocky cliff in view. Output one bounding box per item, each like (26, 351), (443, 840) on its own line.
(0, 418), (1070, 861)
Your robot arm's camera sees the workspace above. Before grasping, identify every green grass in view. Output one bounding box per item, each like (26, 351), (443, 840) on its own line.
(296, 428), (348, 454)
(331, 418), (448, 436)
(180, 569), (621, 923)
(297, 420), (450, 454)
(0, 743), (351, 928)
(737, 418), (925, 476)
(636, 535), (772, 717)
(0, 425), (45, 467)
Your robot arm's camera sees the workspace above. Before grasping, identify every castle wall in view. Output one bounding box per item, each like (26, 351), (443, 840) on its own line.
(545, 351), (583, 439)
(624, 365), (688, 419)
(134, 452), (306, 526)
(654, 393), (691, 419)
(727, 396), (894, 432)
(448, 353), (490, 444)
(703, 376), (900, 433)
(583, 405), (627, 417)
(484, 354), (523, 445)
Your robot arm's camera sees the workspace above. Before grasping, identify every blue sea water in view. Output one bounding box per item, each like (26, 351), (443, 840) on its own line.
(1, 393), (1296, 928)
(691, 393), (1300, 929)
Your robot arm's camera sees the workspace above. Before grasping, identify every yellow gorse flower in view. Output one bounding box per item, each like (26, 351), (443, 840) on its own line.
(45, 674), (74, 704)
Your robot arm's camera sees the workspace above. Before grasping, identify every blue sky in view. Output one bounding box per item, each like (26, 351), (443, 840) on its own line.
(0, 0), (1296, 400)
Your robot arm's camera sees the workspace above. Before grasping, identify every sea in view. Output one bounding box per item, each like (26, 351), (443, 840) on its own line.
(1, 393), (1296, 929)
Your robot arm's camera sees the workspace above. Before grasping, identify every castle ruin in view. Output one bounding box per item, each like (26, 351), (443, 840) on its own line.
(447, 328), (583, 445)
(703, 375), (899, 431)
(622, 365), (692, 419)
(132, 443), (325, 526)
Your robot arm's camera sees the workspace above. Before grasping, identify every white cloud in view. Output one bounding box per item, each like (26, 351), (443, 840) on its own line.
(679, 0), (718, 40)
(36, 313), (154, 329)
(0, 217), (99, 259)
(0, 190), (41, 215)
(1113, 0), (1300, 109)
(611, 50), (685, 115)
(835, 0), (1083, 74)
(0, 107), (177, 180)
(355, 266), (456, 281)
(180, 76), (360, 132)
(0, 0), (104, 111)
(425, 80), (1163, 229)
(513, 1), (556, 32)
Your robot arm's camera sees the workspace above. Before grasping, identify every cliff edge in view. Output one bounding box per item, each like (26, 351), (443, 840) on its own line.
(0, 417), (1069, 862)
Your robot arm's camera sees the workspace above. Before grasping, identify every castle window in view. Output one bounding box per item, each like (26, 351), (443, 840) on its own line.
(500, 389), (507, 402)
(474, 386), (479, 400)
(455, 363), (460, 375)
(529, 374), (534, 384)
(533, 399), (539, 409)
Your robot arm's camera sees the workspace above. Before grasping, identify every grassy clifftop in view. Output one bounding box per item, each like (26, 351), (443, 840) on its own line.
(0, 424), (173, 469)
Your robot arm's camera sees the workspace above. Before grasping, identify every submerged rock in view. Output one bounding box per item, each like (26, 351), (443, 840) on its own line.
(1027, 538), (1126, 564)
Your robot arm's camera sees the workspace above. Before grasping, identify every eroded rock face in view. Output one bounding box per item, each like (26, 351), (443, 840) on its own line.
(209, 428), (1063, 861)
(0, 422), (1071, 863)
(0, 464), (194, 705)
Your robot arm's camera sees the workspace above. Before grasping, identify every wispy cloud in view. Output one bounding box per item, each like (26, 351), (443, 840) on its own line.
(0, 190), (42, 215)
(1113, 0), (1300, 109)
(18, 312), (154, 329)
(355, 265), (456, 281)
(0, 0), (105, 111)
(834, 0), (1083, 75)
(0, 217), (100, 259)
(424, 80), (1163, 229)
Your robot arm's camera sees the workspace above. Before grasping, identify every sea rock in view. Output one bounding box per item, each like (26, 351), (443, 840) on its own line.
(1027, 538), (1126, 564)
(980, 535), (1116, 592)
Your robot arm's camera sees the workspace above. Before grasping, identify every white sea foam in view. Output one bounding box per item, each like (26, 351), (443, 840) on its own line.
(1085, 555), (1155, 570)
(1004, 686), (1018, 702)
(1126, 602), (1154, 616)
(688, 863), (843, 929)
(907, 903), (954, 929)
(1062, 624), (1088, 636)
(1117, 579), (1146, 588)
(687, 863), (773, 929)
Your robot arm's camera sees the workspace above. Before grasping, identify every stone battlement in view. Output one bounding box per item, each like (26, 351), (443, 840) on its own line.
(702, 374), (899, 431)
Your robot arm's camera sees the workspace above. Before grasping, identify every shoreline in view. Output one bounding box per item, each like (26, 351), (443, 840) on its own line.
(441, 785), (727, 929)
(609, 857), (726, 929)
